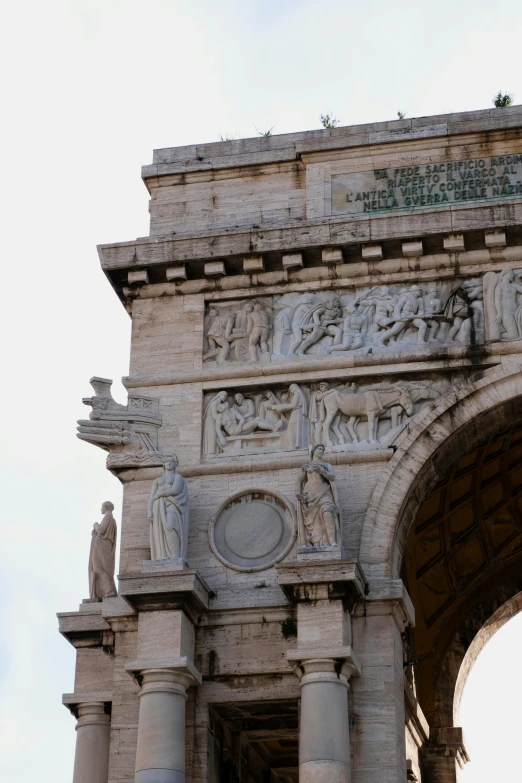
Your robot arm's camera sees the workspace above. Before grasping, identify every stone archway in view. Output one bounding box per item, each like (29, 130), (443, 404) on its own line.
(359, 361), (522, 580)
(358, 361), (522, 782)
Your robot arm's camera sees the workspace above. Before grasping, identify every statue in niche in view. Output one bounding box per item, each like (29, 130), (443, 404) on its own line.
(147, 455), (190, 562)
(445, 278), (484, 342)
(296, 444), (341, 547)
(484, 269), (522, 342)
(88, 501), (117, 601)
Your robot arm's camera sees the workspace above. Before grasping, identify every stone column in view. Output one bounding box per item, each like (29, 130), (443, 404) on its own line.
(277, 560), (364, 783)
(351, 580), (415, 783)
(72, 701), (111, 783)
(295, 655), (358, 783)
(134, 667), (196, 783)
(423, 727), (470, 783)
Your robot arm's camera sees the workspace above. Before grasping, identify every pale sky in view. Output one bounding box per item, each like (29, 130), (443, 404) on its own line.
(1, 1), (521, 780)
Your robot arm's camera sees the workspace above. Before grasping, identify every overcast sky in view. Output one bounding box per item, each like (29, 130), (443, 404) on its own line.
(1, 1), (521, 780)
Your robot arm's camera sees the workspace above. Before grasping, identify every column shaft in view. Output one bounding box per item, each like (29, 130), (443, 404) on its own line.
(135, 668), (193, 783)
(299, 659), (352, 783)
(72, 702), (111, 783)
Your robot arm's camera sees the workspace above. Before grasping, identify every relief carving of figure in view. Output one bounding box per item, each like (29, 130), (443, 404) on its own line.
(310, 382), (347, 445)
(203, 308), (234, 363)
(233, 392), (256, 421)
(202, 380), (441, 458)
(424, 287), (443, 342)
(484, 269), (522, 342)
(356, 286), (396, 342)
(378, 285), (428, 345)
(322, 384), (414, 444)
(248, 302), (271, 360)
(88, 501), (117, 601)
(445, 278), (484, 343)
(326, 304), (365, 353)
(287, 295), (315, 355)
(147, 455), (190, 562)
(203, 278), (488, 365)
(203, 391), (281, 455)
(268, 383), (309, 449)
(290, 295), (343, 355)
(259, 390), (283, 429)
(296, 445), (341, 547)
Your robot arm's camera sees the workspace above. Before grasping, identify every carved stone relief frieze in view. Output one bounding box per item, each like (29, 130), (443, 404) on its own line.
(484, 268), (522, 342)
(203, 279), (485, 364)
(77, 377), (163, 469)
(202, 379), (447, 458)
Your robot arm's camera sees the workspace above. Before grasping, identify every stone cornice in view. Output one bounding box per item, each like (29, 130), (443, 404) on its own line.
(118, 569), (212, 622)
(57, 607), (115, 650)
(114, 448), (393, 483)
(98, 200), (522, 274)
(122, 346), (503, 390)
(276, 559), (366, 608)
(142, 106), (522, 180)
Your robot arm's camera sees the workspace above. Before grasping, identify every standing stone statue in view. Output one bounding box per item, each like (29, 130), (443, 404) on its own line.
(147, 455), (190, 562)
(295, 444), (341, 547)
(88, 501), (117, 601)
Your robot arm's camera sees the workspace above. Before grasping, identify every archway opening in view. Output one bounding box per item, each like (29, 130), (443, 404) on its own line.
(459, 610), (522, 782)
(401, 417), (522, 781)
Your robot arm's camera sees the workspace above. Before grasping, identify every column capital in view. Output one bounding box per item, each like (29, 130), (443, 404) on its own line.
(287, 646), (361, 680)
(356, 578), (415, 630)
(425, 727), (470, 768)
(125, 655), (202, 688)
(118, 568), (212, 623)
(75, 702), (111, 730)
(62, 691), (112, 719)
(276, 559), (366, 609)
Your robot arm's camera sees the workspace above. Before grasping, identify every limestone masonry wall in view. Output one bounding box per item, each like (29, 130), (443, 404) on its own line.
(60, 107), (522, 783)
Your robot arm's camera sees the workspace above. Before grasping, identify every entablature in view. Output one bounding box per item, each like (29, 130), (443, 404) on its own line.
(99, 212), (522, 310)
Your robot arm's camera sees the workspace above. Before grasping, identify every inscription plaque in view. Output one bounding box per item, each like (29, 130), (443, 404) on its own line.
(331, 154), (522, 216)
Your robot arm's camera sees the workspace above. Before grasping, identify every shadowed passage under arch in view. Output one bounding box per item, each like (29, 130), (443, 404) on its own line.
(402, 419), (522, 732)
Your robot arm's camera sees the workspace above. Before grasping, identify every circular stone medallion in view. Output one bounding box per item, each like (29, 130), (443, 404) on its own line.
(210, 490), (296, 572)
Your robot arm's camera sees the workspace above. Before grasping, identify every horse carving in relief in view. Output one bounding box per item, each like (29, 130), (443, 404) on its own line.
(321, 385), (415, 445)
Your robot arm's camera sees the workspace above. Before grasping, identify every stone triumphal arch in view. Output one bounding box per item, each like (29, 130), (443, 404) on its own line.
(59, 106), (522, 782)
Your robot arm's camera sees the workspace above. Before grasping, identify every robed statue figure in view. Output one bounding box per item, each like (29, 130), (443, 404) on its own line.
(295, 444), (341, 547)
(88, 501), (118, 600)
(147, 454), (190, 562)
